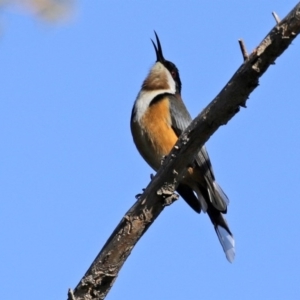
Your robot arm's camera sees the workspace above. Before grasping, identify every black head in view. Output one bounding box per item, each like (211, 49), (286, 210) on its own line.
(151, 31), (182, 94)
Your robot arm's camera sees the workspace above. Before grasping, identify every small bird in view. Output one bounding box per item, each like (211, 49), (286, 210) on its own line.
(130, 32), (235, 262)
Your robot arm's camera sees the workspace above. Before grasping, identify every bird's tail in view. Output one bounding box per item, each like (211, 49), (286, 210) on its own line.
(177, 181), (235, 262)
(207, 207), (235, 263)
(205, 179), (229, 213)
(204, 178), (235, 262)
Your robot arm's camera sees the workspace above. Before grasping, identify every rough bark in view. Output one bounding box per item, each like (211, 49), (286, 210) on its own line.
(68, 3), (300, 300)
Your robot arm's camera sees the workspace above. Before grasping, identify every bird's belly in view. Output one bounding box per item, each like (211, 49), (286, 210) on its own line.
(131, 98), (178, 170)
(131, 120), (177, 171)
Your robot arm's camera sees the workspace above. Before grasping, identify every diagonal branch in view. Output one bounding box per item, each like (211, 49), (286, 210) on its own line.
(69, 2), (300, 300)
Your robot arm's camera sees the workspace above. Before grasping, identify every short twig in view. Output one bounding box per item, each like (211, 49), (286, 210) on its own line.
(67, 288), (75, 300)
(272, 11), (281, 24)
(135, 188), (145, 199)
(240, 101), (247, 108)
(238, 39), (249, 61)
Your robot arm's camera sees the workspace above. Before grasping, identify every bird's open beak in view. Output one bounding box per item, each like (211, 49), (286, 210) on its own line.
(151, 31), (165, 63)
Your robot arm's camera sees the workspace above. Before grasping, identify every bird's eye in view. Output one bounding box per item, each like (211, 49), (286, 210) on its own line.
(171, 70), (176, 78)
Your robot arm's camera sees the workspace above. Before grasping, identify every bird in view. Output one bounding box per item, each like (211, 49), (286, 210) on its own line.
(130, 32), (235, 262)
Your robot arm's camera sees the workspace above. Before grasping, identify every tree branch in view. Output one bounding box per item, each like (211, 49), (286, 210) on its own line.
(69, 2), (300, 300)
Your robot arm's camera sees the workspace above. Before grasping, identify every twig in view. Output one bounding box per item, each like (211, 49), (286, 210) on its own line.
(67, 289), (76, 300)
(238, 39), (249, 61)
(272, 11), (281, 24)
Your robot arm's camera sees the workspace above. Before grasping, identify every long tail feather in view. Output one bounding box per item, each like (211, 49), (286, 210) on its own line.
(215, 224), (235, 263)
(207, 207), (235, 262)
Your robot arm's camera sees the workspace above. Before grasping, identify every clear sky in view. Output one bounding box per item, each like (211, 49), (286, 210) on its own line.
(1, 1), (300, 299)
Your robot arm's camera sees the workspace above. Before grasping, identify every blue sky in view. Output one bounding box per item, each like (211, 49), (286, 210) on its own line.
(1, 1), (300, 299)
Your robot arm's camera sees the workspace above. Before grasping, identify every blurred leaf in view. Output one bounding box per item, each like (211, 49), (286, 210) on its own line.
(1, 0), (74, 21)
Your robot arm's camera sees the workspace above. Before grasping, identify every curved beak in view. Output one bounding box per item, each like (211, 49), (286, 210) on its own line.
(151, 31), (165, 63)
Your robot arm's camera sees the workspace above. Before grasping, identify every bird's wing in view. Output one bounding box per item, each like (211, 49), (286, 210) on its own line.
(167, 94), (192, 135)
(167, 93), (229, 212)
(167, 93), (235, 262)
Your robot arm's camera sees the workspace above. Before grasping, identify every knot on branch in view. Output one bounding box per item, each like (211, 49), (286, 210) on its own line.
(157, 184), (179, 207)
(181, 133), (190, 145)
